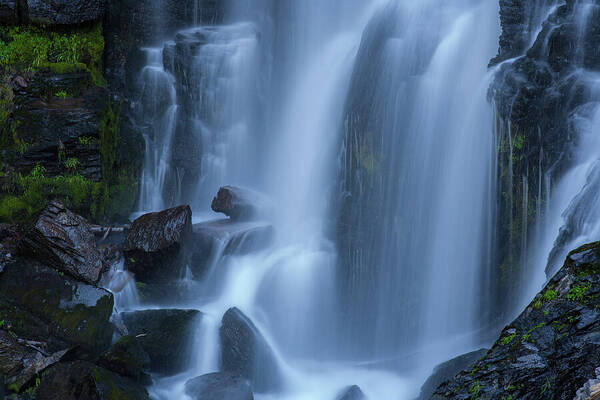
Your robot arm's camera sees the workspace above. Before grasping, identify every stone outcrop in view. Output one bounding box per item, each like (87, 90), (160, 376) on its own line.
(185, 372), (254, 400)
(211, 186), (269, 221)
(432, 241), (600, 399)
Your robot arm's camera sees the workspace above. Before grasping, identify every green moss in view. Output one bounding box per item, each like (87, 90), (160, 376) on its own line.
(567, 283), (592, 302)
(500, 332), (517, 346)
(100, 102), (119, 183)
(543, 289), (557, 302)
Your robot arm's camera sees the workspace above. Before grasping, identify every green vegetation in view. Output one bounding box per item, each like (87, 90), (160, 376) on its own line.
(55, 90), (68, 98)
(0, 24), (104, 85)
(567, 283), (592, 302)
(522, 322), (545, 342)
(469, 381), (481, 399)
(500, 331), (517, 346)
(543, 289), (557, 302)
(513, 134), (525, 150)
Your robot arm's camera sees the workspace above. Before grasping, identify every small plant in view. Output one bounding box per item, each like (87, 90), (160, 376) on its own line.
(63, 157), (80, 171)
(469, 381), (481, 399)
(55, 90), (68, 98)
(78, 136), (95, 146)
(500, 332), (517, 346)
(0, 320), (4, 328)
(567, 283), (591, 302)
(543, 289), (557, 302)
(513, 134), (525, 150)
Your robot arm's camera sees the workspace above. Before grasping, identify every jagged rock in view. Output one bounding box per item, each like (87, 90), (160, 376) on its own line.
(432, 242), (600, 399)
(124, 205), (192, 284)
(220, 307), (281, 392)
(98, 335), (151, 383)
(418, 349), (488, 400)
(185, 372), (254, 400)
(211, 186), (268, 221)
(0, 257), (114, 356)
(336, 385), (366, 400)
(36, 360), (149, 400)
(574, 368), (600, 400)
(26, 0), (105, 26)
(189, 219), (274, 279)
(19, 200), (103, 284)
(0, 330), (68, 391)
(120, 309), (200, 375)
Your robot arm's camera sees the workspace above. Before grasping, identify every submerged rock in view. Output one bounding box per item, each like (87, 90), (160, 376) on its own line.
(36, 360), (149, 400)
(0, 257), (114, 356)
(124, 205), (192, 283)
(432, 241), (600, 399)
(211, 186), (269, 221)
(19, 200), (103, 284)
(418, 349), (488, 400)
(185, 372), (254, 400)
(336, 385), (366, 400)
(121, 309), (200, 375)
(220, 307), (281, 392)
(98, 335), (151, 383)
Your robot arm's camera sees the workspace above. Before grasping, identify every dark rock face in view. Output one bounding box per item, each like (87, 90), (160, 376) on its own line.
(185, 372), (254, 400)
(418, 349), (488, 400)
(98, 335), (151, 383)
(211, 186), (266, 221)
(36, 360), (149, 400)
(0, 257), (114, 356)
(20, 200), (103, 284)
(124, 205), (192, 283)
(432, 241), (600, 399)
(220, 307), (281, 392)
(336, 385), (366, 400)
(27, 0), (105, 26)
(121, 309), (200, 375)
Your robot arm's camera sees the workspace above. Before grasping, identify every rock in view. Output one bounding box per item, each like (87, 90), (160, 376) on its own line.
(432, 241), (600, 399)
(26, 0), (105, 26)
(98, 335), (151, 383)
(336, 385), (366, 400)
(121, 309), (200, 375)
(189, 219), (274, 279)
(211, 186), (268, 221)
(0, 330), (68, 391)
(417, 349), (488, 400)
(124, 205), (192, 284)
(19, 200), (103, 284)
(220, 307), (281, 392)
(184, 372), (254, 400)
(36, 360), (149, 400)
(0, 257), (114, 356)
(0, 0), (19, 24)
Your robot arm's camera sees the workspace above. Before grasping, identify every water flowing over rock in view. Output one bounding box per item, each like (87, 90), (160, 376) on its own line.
(124, 205), (192, 283)
(220, 307), (281, 392)
(432, 241), (600, 399)
(19, 200), (103, 284)
(336, 385), (366, 400)
(211, 186), (267, 220)
(185, 372), (254, 400)
(121, 309), (201, 375)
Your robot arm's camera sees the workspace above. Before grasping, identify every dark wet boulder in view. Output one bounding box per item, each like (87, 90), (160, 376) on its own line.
(185, 372), (254, 400)
(19, 200), (103, 284)
(212, 186), (269, 221)
(0, 257), (114, 356)
(36, 360), (149, 400)
(121, 309), (200, 375)
(98, 335), (151, 383)
(220, 307), (281, 392)
(0, 0), (19, 24)
(336, 385), (366, 400)
(432, 241), (600, 399)
(418, 349), (487, 400)
(124, 205), (192, 284)
(26, 0), (105, 26)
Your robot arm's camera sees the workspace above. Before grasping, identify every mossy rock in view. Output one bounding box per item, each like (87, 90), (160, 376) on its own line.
(98, 335), (151, 384)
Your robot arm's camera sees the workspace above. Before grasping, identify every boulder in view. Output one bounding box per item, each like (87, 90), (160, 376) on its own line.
(19, 200), (103, 284)
(26, 0), (105, 26)
(220, 308), (281, 392)
(120, 309), (200, 375)
(36, 360), (149, 400)
(0, 257), (114, 356)
(185, 372), (254, 400)
(98, 335), (151, 383)
(211, 186), (269, 221)
(417, 349), (487, 400)
(432, 241), (600, 399)
(336, 385), (366, 400)
(124, 205), (192, 284)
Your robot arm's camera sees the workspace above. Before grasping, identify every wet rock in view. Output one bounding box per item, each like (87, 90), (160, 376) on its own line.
(0, 330), (68, 391)
(98, 335), (151, 383)
(432, 241), (600, 399)
(336, 385), (366, 400)
(185, 372), (254, 400)
(19, 200), (103, 284)
(0, 0), (19, 24)
(36, 360), (149, 400)
(27, 0), (105, 26)
(124, 205), (192, 284)
(121, 309), (200, 375)
(418, 349), (488, 400)
(0, 257), (114, 356)
(212, 186), (268, 221)
(220, 307), (281, 392)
